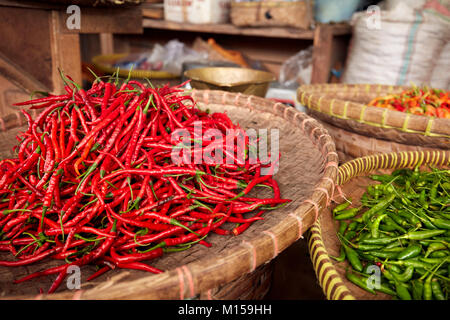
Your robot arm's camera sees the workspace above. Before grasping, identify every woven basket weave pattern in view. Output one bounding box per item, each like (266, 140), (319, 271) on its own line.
(230, 1), (312, 29)
(321, 122), (441, 163)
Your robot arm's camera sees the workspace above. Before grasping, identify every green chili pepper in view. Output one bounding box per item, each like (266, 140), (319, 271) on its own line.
(385, 264), (402, 274)
(354, 243), (385, 251)
(425, 242), (447, 258)
(419, 189), (428, 209)
(343, 244), (363, 272)
(371, 214), (387, 238)
(395, 282), (412, 300)
(338, 221), (348, 236)
(346, 271), (376, 294)
(362, 194), (396, 223)
(429, 182), (439, 200)
(383, 246), (407, 253)
(384, 216), (408, 233)
(370, 174), (393, 183)
(334, 208), (360, 220)
(420, 256), (450, 264)
(344, 230), (357, 241)
(428, 217), (450, 230)
(367, 185), (376, 197)
(423, 275), (433, 300)
(379, 223), (398, 232)
(376, 282), (397, 296)
(361, 237), (398, 245)
(431, 278), (446, 300)
(365, 250), (399, 259)
(415, 267), (448, 278)
(413, 210), (438, 230)
(382, 268), (395, 282)
(355, 231), (372, 243)
(347, 221), (359, 232)
(396, 244), (422, 260)
(384, 239), (408, 249)
(391, 266), (415, 283)
(429, 250), (449, 258)
(360, 272), (397, 296)
(411, 279), (424, 300)
(356, 252), (376, 262)
(386, 211), (410, 228)
(398, 210), (421, 227)
(333, 200), (352, 214)
(398, 229), (446, 241)
(330, 246), (346, 262)
(386, 260), (433, 270)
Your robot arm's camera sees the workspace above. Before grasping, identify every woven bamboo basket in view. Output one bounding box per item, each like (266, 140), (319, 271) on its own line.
(230, 0), (313, 29)
(320, 122), (440, 164)
(0, 90), (338, 300)
(92, 54), (179, 80)
(307, 150), (450, 300)
(297, 84), (450, 157)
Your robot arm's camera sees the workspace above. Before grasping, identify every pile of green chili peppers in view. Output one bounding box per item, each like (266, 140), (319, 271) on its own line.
(332, 166), (450, 300)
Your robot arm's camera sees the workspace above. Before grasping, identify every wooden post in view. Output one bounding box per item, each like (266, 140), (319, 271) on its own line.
(311, 25), (333, 84)
(50, 10), (82, 94)
(0, 2), (143, 114)
(99, 33), (115, 55)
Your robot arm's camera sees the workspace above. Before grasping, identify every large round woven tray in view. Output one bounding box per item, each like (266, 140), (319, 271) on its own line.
(0, 90), (338, 299)
(297, 84), (450, 151)
(307, 150), (450, 300)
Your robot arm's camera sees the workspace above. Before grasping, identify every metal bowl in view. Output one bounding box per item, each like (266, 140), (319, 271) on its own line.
(184, 67), (276, 97)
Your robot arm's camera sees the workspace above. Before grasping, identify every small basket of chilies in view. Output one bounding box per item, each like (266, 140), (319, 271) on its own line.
(297, 84), (450, 163)
(308, 150), (450, 300)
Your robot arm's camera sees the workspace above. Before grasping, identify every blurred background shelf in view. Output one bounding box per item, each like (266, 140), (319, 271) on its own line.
(142, 18), (351, 40)
(140, 18), (352, 84)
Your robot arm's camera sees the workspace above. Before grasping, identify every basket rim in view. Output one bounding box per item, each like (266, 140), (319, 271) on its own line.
(297, 84), (450, 140)
(307, 150), (450, 300)
(1, 89), (338, 300)
(91, 53), (179, 80)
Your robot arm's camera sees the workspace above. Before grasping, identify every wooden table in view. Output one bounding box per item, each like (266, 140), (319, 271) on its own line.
(0, 0), (143, 116)
(142, 19), (352, 84)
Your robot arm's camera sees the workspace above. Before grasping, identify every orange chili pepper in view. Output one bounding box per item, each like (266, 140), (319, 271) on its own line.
(74, 138), (94, 176)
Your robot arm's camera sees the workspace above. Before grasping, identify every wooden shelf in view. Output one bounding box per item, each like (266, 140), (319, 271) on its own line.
(142, 18), (352, 84)
(143, 19), (351, 40)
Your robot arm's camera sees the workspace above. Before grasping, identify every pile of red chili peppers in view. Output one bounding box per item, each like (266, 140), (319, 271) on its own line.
(0, 76), (289, 294)
(368, 86), (450, 119)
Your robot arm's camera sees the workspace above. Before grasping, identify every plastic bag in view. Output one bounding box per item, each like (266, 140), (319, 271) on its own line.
(147, 39), (208, 76)
(113, 52), (159, 71)
(279, 46), (313, 87)
(113, 40), (208, 76)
